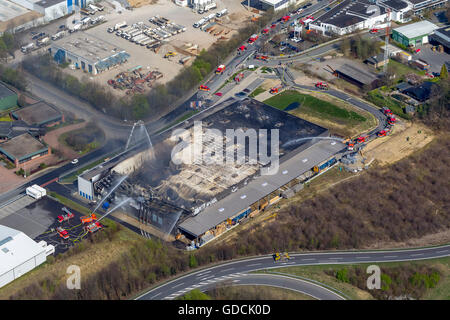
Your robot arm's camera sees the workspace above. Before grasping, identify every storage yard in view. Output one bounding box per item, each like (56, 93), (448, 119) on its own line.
(76, 0), (252, 90)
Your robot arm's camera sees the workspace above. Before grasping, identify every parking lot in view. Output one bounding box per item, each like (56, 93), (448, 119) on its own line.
(414, 45), (450, 74)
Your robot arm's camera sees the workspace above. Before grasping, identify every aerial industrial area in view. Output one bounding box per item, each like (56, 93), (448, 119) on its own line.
(0, 0), (449, 305)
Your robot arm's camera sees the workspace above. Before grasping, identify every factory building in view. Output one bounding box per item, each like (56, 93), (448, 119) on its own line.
(0, 82), (18, 111)
(0, 225), (54, 288)
(0, 121), (41, 142)
(49, 32), (130, 75)
(12, 101), (64, 127)
(392, 20), (439, 47)
(178, 139), (344, 247)
(0, 132), (51, 168)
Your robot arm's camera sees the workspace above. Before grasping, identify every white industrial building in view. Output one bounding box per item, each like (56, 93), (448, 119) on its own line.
(0, 225), (54, 288)
(309, 0), (413, 36)
(259, 0), (298, 11)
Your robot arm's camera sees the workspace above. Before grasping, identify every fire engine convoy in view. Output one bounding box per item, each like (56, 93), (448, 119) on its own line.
(199, 85), (210, 91)
(57, 207), (75, 223)
(80, 214), (103, 233)
(248, 34), (259, 44)
(345, 106), (397, 151)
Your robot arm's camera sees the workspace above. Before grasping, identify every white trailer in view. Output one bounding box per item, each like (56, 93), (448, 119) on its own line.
(21, 43), (35, 53)
(81, 17), (91, 25)
(37, 37), (50, 46)
(205, 13), (215, 21)
(26, 185), (46, 199)
(70, 24), (82, 33)
(136, 36), (150, 45)
(216, 9), (228, 17)
(89, 4), (99, 12)
(114, 21), (127, 30)
(51, 31), (65, 40)
(140, 38), (153, 46)
(129, 30), (142, 37)
(204, 2), (217, 11)
(193, 18), (206, 28)
(132, 34), (147, 43)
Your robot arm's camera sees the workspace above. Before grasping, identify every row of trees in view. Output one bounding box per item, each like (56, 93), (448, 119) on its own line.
(0, 33), (19, 61)
(0, 64), (27, 91)
(341, 35), (380, 60)
(328, 265), (441, 299)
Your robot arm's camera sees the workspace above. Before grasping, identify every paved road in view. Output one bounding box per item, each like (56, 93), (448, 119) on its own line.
(136, 244), (450, 300)
(165, 273), (345, 300)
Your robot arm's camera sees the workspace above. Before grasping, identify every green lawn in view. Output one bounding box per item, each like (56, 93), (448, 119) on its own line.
(366, 89), (412, 119)
(264, 90), (367, 124)
(388, 59), (425, 78)
(249, 86), (265, 98)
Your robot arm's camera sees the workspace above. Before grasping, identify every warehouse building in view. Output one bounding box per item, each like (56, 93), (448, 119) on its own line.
(0, 225), (54, 288)
(0, 82), (18, 111)
(365, 53), (389, 69)
(392, 20), (439, 47)
(0, 132), (51, 168)
(336, 64), (380, 88)
(12, 101), (64, 127)
(178, 139), (344, 246)
(406, 0), (448, 14)
(430, 26), (450, 53)
(50, 32), (130, 75)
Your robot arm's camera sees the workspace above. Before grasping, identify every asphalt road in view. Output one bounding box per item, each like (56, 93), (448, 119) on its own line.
(136, 244), (450, 300)
(175, 273), (345, 300)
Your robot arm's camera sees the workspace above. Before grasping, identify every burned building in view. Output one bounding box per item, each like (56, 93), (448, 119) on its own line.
(77, 98), (345, 245)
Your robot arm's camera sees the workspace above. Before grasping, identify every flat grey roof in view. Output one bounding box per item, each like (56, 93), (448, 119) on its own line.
(12, 102), (61, 126)
(337, 64), (379, 85)
(0, 133), (47, 161)
(178, 139), (345, 237)
(51, 32), (127, 65)
(393, 20), (439, 39)
(35, 0), (66, 8)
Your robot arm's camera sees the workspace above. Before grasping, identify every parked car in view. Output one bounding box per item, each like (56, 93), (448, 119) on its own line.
(214, 92), (223, 96)
(71, 159), (79, 165)
(243, 88), (251, 93)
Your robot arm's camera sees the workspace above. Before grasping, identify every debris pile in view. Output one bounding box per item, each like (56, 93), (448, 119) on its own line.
(107, 67), (163, 95)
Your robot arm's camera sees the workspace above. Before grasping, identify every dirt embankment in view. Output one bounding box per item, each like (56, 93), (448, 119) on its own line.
(364, 121), (435, 166)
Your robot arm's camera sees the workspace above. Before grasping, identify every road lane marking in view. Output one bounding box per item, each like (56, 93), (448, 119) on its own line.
(223, 267), (234, 272)
(411, 253), (423, 257)
(329, 257), (343, 260)
(384, 255), (397, 258)
(437, 250), (447, 254)
(196, 270), (211, 277)
(171, 282), (184, 289)
(248, 263), (262, 267)
(151, 292), (161, 298)
(356, 257), (370, 259)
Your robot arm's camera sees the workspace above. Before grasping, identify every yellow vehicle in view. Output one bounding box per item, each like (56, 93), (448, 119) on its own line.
(273, 252), (281, 261)
(164, 51), (177, 58)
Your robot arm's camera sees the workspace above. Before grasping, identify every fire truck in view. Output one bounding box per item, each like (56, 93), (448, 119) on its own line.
(199, 85), (210, 91)
(248, 34), (259, 44)
(80, 213), (97, 224)
(315, 82), (329, 90)
(255, 54), (268, 61)
(270, 84), (282, 94)
(85, 221), (103, 233)
(377, 129), (390, 137)
(387, 116), (397, 125)
(382, 107), (393, 117)
(369, 28), (379, 34)
(262, 28), (269, 34)
(215, 64), (226, 74)
(56, 227), (69, 239)
(57, 207), (75, 223)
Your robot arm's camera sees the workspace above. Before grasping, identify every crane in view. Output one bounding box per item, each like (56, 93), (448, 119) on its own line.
(383, 8), (391, 76)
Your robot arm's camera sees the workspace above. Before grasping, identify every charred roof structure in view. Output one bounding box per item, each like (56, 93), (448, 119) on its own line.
(77, 98), (345, 246)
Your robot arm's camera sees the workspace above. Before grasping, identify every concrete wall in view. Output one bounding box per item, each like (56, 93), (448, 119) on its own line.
(112, 148), (154, 175)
